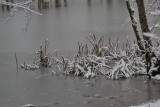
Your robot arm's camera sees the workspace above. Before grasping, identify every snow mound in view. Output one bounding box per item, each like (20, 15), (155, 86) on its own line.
(21, 104), (35, 107)
(152, 75), (160, 80)
(130, 99), (160, 107)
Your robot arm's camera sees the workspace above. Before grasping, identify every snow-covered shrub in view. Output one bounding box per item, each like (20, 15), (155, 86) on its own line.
(21, 63), (39, 70)
(54, 35), (147, 79)
(148, 40), (160, 78)
(21, 36), (147, 79)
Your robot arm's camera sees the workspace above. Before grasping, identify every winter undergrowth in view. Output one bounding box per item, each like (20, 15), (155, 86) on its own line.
(21, 35), (148, 79)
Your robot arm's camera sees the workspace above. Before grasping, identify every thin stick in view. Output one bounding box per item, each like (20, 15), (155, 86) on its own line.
(15, 52), (18, 71)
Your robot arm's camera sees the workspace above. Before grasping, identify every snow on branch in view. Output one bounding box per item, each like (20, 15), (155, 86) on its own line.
(0, 0), (42, 36)
(143, 33), (160, 39)
(149, 10), (160, 15)
(0, 0), (42, 15)
(125, 0), (136, 1)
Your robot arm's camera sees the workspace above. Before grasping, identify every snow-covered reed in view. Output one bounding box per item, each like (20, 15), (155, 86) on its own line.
(21, 63), (39, 70)
(53, 35), (146, 79)
(21, 35), (148, 79)
(21, 39), (57, 70)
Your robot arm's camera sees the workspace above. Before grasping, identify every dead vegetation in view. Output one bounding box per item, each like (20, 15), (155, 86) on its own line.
(21, 39), (57, 70)
(53, 34), (146, 79)
(21, 35), (147, 79)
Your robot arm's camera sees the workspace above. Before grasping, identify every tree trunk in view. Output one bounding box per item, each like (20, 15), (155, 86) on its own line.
(136, 0), (152, 48)
(38, 0), (42, 10)
(126, 1), (145, 51)
(10, 0), (13, 3)
(2, 4), (5, 11)
(6, 0), (10, 11)
(136, 0), (153, 77)
(64, 0), (67, 7)
(55, 0), (61, 8)
(42, 0), (45, 9)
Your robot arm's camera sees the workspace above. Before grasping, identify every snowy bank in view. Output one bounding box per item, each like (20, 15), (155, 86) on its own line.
(130, 99), (160, 107)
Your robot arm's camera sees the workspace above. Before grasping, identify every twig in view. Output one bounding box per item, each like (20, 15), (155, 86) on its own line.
(15, 52), (18, 71)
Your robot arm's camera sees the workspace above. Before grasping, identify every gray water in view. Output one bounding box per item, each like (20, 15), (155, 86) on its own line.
(1, 53), (160, 107)
(0, 0), (134, 53)
(0, 0), (160, 107)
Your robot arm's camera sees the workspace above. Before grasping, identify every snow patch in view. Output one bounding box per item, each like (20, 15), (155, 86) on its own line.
(84, 71), (96, 79)
(152, 75), (160, 80)
(130, 99), (160, 107)
(21, 63), (39, 70)
(21, 104), (35, 107)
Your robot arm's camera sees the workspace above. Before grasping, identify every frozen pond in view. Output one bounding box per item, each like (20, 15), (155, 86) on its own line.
(1, 53), (160, 107)
(0, 0), (160, 107)
(0, 0), (134, 53)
